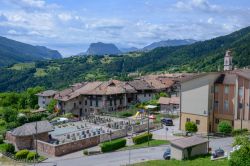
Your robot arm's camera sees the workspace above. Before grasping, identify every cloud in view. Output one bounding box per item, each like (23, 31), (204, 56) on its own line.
(174, 0), (220, 12)
(58, 13), (73, 22)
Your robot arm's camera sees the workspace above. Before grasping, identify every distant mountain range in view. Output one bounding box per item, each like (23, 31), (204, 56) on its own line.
(141, 39), (197, 51)
(0, 36), (62, 67)
(83, 39), (196, 55)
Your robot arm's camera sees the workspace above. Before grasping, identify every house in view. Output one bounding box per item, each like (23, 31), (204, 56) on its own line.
(5, 121), (53, 150)
(158, 96), (180, 114)
(36, 90), (57, 109)
(180, 50), (250, 133)
(170, 136), (208, 160)
(54, 80), (137, 117)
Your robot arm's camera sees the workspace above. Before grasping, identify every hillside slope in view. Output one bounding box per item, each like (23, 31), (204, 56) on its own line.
(86, 42), (121, 55)
(1, 26), (250, 92)
(0, 36), (62, 67)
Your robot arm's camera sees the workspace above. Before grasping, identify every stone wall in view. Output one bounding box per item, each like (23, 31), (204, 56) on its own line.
(6, 132), (49, 150)
(37, 135), (100, 156)
(132, 123), (155, 133)
(100, 129), (127, 142)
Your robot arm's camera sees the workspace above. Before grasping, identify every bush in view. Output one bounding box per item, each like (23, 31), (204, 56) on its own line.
(229, 135), (250, 166)
(0, 119), (6, 126)
(232, 128), (248, 136)
(132, 133), (153, 145)
(121, 112), (133, 117)
(83, 150), (88, 155)
(26, 151), (38, 160)
(15, 149), (29, 159)
(0, 138), (3, 144)
(218, 121), (232, 134)
(185, 122), (198, 133)
(0, 143), (15, 153)
(100, 138), (126, 152)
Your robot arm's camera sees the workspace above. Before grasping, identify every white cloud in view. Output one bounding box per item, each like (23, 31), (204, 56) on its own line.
(175, 0), (220, 12)
(58, 13), (73, 22)
(207, 17), (214, 24)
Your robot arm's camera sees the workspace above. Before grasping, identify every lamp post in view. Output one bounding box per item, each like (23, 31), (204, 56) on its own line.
(145, 105), (157, 147)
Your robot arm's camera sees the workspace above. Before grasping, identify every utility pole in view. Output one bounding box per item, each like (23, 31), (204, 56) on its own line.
(147, 108), (150, 147)
(35, 121), (38, 163)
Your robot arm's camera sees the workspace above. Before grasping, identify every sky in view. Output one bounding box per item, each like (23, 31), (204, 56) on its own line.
(0, 0), (250, 56)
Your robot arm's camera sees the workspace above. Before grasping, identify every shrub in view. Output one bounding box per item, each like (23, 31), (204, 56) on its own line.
(229, 135), (250, 166)
(63, 113), (74, 119)
(232, 128), (248, 136)
(0, 143), (15, 153)
(0, 138), (3, 144)
(26, 152), (38, 160)
(15, 149), (29, 159)
(185, 122), (198, 133)
(83, 150), (88, 155)
(218, 121), (232, 134)
(132, 133), (153, 145)
(0, 119), (6, 126)
(121, 112), (133, 117)
(100, 138), (126, 152)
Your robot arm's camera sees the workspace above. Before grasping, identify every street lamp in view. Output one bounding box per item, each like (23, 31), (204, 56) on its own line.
(144, 105), (157, 147)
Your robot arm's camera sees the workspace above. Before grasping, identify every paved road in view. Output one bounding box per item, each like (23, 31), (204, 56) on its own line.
(37, 145), (169, 166)
(36, 136), (233, 166)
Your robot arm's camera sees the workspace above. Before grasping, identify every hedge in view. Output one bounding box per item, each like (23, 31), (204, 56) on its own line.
(15, 149), (29, 159)
(0, 143), (15, 153)
(100, 138), (126, 152)
(27, 152), (38, 160)
(232, 128), (248, 136)
(132, 133), (153, 145)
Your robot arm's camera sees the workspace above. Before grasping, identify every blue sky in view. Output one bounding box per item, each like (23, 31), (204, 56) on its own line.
(0, 0), (250, 56)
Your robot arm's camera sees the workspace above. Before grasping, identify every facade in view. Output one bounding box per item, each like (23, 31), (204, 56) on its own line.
(180, 50), (250, 133)
(170, 136), (208, 160)
(6, 121), (53, 150)
(36, 90), (58, 109)
(158, 96), (180, 114)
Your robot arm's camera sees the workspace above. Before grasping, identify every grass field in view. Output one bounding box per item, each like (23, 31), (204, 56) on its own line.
(121, 139), (169, 151)
(34, 68), (47, 77)
(133, 155), (228, 166)
(9, 63), (35, 70)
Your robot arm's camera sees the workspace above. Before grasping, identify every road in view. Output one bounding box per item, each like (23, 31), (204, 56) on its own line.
(37, 145), (168, 166)
(36, 136), (233, 166)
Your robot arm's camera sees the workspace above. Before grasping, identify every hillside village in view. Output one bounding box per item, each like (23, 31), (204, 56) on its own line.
(0, 50), (249, 165)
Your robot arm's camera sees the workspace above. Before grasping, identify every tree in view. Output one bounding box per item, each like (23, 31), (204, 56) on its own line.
(46, 99), (57, 113)
(185, 122), (198, 133)
(218, 121), (232, 134)
(229, 135), (250, 166)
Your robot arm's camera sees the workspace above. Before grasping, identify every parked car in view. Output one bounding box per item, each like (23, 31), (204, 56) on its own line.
(163, 148), (171, 160)
(212, 148), (225, 158)
(161, 118), (173, 126)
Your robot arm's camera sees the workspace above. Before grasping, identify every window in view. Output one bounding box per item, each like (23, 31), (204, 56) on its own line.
(144, 94), (146, 97)
(239, 87), (244, 97)
(90, 100), (92, 106)
(196, 120), (200, 125)
(214, 101), (219, 108)
(79, 101), (82, 105)
(74, 103), (76, 108)
(215, 118), (219, 124)
(215, 85), (218, 93)
(186, 118), (190, 122)
(110, 100), (112, 106)
(224, 100), (229, 111)
(85, 100), (87, 105)
(120, 99), (122, 105)
(114, 100), (117, 106)
(95, 100), (98, 107)
(224, 85), (229, 94)
(149, 93), (151, 97)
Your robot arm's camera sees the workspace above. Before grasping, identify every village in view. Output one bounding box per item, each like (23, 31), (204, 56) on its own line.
(0, 50), (248, 166)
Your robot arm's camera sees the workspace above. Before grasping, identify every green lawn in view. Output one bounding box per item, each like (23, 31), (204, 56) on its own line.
(133, 155), (228, 166)
(121, 139), (169, 150)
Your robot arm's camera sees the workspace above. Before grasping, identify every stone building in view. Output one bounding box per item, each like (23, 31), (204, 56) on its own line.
(6, 121), (53, 150)
(36, 90), (58, 109)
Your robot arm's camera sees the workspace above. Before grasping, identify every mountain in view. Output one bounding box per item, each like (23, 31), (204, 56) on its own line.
(0, 36), (62, 67)
(142, 39), (196, 51)
(1, 26), (250, 92)
(120, 47), (138, 53)
(86, 42), (122, 55)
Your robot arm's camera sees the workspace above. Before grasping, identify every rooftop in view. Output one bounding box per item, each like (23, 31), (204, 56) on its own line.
(36, 90), (58, 97)
(158, 96), (180, 105)
(170, 136), (208, 149)
(11, 120), (53, 136)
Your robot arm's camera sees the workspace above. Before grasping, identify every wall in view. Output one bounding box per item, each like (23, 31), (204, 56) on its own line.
(100, 129), (127, 142)
(180, 112), (209, 133)
(6, 132), (49, 150)
(234, 120), (250, 130)
(37, 135), (100, 156)
(132, 123), (155, 133)
(38, 96), (53, 108)
(137, 92), (155, 103)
